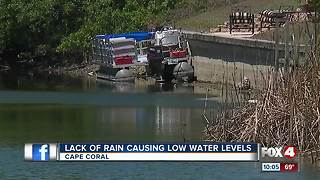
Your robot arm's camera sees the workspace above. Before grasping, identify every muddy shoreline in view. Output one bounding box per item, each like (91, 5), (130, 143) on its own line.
(45, 63), (237, 94)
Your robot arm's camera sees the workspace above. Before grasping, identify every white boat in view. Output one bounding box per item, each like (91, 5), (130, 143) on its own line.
(147, 27), (194, 82)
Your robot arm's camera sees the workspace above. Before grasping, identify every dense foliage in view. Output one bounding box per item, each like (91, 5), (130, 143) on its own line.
(310, 0), (320, 9)
(1, 0), (317, 63)
(0, 0), (179, 62)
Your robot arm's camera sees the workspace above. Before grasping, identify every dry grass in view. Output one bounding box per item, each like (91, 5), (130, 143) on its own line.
(204, 65), (320, 153)
(254, 22), (318, 42)
(202, 19), (320, 162)
(203, 55), (320, 164)
(174, 0), (298, 31)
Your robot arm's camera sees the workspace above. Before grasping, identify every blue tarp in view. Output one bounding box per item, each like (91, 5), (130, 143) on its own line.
(96, 32), (154, 42)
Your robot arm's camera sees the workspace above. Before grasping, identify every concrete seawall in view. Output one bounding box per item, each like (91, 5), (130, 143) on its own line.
(185, 31), (306, 65)
(189, 39), (276, 66)
(185, 31), (283, 66)
(185, 31), (277, 50)
(185, 32), (276, 87)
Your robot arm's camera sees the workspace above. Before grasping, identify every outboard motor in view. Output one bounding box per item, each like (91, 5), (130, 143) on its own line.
(148, 46), (165, 77)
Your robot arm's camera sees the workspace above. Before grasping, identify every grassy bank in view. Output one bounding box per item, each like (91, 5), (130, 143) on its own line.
(174, 0), (298, 31)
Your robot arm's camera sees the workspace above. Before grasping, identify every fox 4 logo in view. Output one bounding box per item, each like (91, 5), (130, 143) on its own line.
(261, 146), (297, 159)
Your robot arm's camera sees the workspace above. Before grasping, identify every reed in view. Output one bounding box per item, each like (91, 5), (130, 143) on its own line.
(203, 20), (320, 163)
(204, 61), (320, 164)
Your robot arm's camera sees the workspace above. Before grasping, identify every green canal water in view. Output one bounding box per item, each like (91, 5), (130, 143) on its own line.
(0, 72), (319, 179)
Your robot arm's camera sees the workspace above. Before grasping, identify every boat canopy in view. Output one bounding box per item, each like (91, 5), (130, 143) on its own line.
(96, 32), (154, 42)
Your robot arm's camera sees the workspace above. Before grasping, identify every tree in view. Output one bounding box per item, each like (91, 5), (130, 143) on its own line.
(0, 0), (181, 63)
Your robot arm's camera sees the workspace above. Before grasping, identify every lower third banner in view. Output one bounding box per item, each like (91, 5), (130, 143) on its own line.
(25, 143), (259, 161)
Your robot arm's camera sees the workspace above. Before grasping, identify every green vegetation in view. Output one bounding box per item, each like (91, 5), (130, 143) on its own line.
(310, 0), (320, 9)
(0, 0), (318, 64)
(0, 0), (179, 63)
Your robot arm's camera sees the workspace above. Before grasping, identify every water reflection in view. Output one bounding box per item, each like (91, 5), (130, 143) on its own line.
(91, 106), (199, 142)
(0, 70), (196, 95)
(155, 106), (193, 142)
(96, 79), (194, 94)
(0, 71), (211, 145)
(0, 71), (320, 179)
(96, 80), (135, 92)
(0, 105), (204, 144)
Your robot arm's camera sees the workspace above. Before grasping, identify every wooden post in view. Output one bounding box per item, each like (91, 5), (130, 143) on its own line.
(284, 23), (289, 74)
(275, 19), (279, 70)
(315, 7), (318, 63)
(230, 15), (233, 34)
(252, 14), (255, 34)
(289, 84), (294, 146)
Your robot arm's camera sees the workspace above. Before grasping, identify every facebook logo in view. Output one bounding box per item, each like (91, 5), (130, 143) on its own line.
(25, 143), (57, 161)
(32, 144), (50, 161)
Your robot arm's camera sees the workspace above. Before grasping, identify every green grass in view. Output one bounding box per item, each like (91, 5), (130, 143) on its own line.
(174, 0), (299, 31)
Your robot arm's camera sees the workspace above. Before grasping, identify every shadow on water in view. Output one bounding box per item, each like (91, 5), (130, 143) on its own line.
(0, 70), (92, 91)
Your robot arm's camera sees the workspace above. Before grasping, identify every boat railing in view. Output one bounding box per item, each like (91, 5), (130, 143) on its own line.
(92, 37), (137, 68)
(137, 39), (154, 55)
